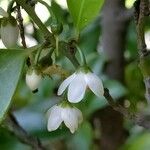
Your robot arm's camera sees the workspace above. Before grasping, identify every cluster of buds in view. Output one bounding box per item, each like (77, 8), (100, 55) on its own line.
(0, 7), (19, 48)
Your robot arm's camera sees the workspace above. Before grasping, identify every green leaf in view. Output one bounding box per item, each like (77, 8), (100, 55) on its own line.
(68, 122), (93, 150)
(67, 0), (104, 31)
(105, 80), (127, 99)
(122, 133), (150, 150)
(125, 62), (144, 101)
(0, 50), (26, 123)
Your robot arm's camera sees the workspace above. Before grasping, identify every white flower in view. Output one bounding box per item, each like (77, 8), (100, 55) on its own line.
(47, 104), (83, 133)
(58, 68), (104, 103)
(0, 7), (19, 48)
(26, 69), (42, 92)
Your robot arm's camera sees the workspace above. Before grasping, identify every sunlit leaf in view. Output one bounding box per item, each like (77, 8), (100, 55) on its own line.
(67, 0), (104, 31)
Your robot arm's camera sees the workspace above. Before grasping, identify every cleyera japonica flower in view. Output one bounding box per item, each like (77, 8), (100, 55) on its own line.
(47, 102), (83, 133)
(26, 69), (42, 92)
(0, 7), (19, 48)
(57, 66), (104, 103)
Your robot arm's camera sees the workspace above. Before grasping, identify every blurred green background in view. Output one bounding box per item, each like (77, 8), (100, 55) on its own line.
(1, 0), (150, 150)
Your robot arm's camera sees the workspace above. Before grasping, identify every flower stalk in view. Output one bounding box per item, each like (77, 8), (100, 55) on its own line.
(76, 44), (87, 66)
(7, 0), (14, 15)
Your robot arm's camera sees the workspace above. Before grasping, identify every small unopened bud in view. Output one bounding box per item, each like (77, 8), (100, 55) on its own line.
(26, 69), (42, 92)
(1, 16), (19, 48)
(50, 18), (63, 35)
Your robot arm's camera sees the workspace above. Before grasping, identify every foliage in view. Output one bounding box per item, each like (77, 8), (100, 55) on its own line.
(0, 50), (26, 122)
(0, 0), (149, 150)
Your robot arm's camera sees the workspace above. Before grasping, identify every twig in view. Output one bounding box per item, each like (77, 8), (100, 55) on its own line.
(104, 88), (130, 117)
(134, 0), (149, 56)
(15, 3), (33, 66)
(14, 0), (53, 41)
(117, 8), (134, 22)
(5, 113), (47, 150)
(104, 88), (150, 129)
(134, 0), (150, 102)
(16, 4), (27, 48)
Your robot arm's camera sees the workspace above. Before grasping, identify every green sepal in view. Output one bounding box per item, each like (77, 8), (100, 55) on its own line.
(76, 65), (92, 74)
(1, 16), (17, 27)
(27, 66), (41, 76)
(59, 100), (74, 108)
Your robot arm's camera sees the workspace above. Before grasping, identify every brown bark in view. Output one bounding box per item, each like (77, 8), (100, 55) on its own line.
(93, 0), (131, 150)
(102, 0), (128, 81)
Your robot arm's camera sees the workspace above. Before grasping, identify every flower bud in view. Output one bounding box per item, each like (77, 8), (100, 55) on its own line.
(50, 18), (63, 35)
(26, 69), (42, 93)
(1, 16), (19, 48)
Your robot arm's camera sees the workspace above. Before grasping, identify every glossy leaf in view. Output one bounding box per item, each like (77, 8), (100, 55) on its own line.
(0, 50), (26, 123)
(67, 0), (104, 31)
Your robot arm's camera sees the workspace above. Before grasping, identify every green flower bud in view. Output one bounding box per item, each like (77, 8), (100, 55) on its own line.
(50, 18), (63, 35)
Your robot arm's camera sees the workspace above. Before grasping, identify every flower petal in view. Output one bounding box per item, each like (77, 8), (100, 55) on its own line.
(85, 72), (104, 97)
(47, 105), (63, 132)
(57, 73), (76, 95)
(61, 107), (78, 133)
(0, 7), (8, 17)
(68, 73), (87, 103)
(73, 107), (83, 124)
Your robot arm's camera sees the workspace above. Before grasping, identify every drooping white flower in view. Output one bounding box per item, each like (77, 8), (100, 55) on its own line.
(47, 103), (83, 133)
(58, 67), (104, 103)
(0, 7), (19, 48)
(26, 69), (42, 92)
